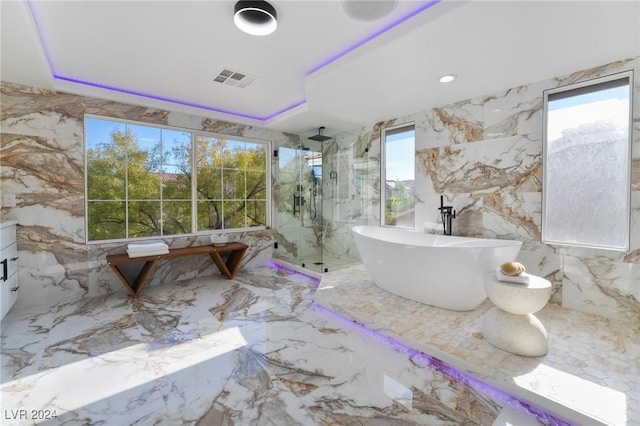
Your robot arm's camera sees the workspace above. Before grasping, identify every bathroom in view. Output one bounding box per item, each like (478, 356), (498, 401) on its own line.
(1, 0), (640, 424)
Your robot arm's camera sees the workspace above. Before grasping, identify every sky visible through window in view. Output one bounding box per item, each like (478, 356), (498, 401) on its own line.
(547, 86), (629, 142)
(86, 117), (192, 174)
(386, 129), (415, 182)
(86, 117), (124, 148)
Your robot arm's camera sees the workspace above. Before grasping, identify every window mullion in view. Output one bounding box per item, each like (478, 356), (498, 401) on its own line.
(159, 130), (163, 237)
(192, 132), (197, 235)
(125, 159), (129, 239)
(221, 163), (225, 230)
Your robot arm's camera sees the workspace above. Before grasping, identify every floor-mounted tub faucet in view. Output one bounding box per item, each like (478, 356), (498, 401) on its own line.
(438, 195), (456, 236)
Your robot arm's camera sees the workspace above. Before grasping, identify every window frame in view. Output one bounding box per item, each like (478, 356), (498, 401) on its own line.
(541, 70), (634, 251)
(84, 114), (271, 244)
(380, 122), (416, 229)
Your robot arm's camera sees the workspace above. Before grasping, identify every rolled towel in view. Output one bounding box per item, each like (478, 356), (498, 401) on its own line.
(127, 249), (169, 258)
(127, 242), (169, 253)
(496, 268), (531, 285)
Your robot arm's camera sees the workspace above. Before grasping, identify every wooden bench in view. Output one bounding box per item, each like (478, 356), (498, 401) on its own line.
(106, 242), (248, 298)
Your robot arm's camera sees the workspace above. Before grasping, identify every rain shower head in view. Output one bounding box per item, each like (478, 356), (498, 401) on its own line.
(308, 126), (332, 142)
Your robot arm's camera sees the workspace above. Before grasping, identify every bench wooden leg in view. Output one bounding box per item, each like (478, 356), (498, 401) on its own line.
(133, 260), (160, 297)
(209, 252), (231, 278)
(209, 247), (246, 279)
(108, 259), (159, 298)
(225, 247), (247, 277)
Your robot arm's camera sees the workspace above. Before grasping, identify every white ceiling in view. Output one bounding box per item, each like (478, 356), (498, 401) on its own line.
(2, 0), (639, 138)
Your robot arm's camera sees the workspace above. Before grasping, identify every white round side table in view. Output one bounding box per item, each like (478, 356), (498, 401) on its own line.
(481, 273), (552, 357)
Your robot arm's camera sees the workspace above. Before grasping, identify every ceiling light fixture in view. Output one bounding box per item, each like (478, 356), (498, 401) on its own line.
(234, 1), (278, 36)
(343, 0), (397, 22)
(439, 74), (457, 83)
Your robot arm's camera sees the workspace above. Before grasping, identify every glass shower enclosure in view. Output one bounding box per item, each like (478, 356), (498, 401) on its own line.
(272, 131), (364, 273)
(274, 146), (328, 272)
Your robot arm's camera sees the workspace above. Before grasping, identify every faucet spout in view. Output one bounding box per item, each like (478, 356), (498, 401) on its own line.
(437, 195), (455, 235)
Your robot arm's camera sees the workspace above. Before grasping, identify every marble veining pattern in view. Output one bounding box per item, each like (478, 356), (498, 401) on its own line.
(316, 265), (640, 426)
(1, 55), (639, 423)
(416, 135), (542, 195)
(373, 57), (640, 323)
(1, 265), (515, 425)
(1, 81), (278, 310)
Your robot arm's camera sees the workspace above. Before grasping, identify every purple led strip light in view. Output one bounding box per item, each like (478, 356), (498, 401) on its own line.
(266, 261), (321, 286)
(266, 257), (573, 425)
(26, 0), (441, 123)
(308, 0), (442, 75)
(55, 75), (305, 121)
(312, 302), (573, 426)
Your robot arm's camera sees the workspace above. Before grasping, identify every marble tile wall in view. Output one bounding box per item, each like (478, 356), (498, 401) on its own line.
(357, 58), (640, 323)
(3, 57), (638, 324)
(319, 132), (370, 262)
(0, 82), (282, 310)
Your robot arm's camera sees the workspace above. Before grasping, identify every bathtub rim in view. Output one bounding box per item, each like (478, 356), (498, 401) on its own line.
(352, 225), (523, 249)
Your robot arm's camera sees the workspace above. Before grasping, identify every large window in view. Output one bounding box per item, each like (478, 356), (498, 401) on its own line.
(382, 123), (415, 227)
(194, 135), (268, 232)
(85, 116), (269, 242)
(542, 71), (633, 250)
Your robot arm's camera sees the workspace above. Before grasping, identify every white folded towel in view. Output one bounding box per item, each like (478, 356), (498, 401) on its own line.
(127, 249), (169, 258)
(496, 269), (531, 285)
(127, 242), (169, 253)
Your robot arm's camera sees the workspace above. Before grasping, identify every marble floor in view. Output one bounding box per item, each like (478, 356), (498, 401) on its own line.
(0, 263), (548, 425)
(316, 264), (640, 426)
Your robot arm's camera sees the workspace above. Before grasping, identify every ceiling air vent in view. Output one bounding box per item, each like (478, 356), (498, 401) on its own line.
(213, 68), (256, 88)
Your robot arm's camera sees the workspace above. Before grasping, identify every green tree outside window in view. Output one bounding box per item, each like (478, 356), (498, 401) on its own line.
(86, 117), (268, 242)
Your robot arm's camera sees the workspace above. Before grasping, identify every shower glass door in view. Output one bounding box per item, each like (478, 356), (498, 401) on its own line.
(274, 147), (326, 273)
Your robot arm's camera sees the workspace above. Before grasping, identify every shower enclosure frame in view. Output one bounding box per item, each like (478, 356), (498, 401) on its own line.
(273, 144), (327, 273)
(272, 129), (364, 273)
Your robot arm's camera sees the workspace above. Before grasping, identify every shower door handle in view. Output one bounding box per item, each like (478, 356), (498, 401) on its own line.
(293, 194), (305, 215)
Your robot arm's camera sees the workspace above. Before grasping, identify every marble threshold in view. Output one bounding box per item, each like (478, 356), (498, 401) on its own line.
(315, 264), (640, 426)
(272, 253), (360, 275)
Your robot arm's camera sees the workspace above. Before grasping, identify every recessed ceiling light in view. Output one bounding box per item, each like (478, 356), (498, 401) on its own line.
(439, 74), (457, 83)
(343, 0), (397, 22)
(234, 1), (278, 36)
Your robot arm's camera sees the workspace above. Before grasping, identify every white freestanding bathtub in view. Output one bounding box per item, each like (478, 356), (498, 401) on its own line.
(352, 226), (522, 311)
